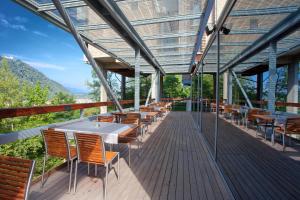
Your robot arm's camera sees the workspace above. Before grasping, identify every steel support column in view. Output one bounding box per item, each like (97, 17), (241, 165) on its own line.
(152, 69), (160, 103)
(287, 61), (299, 113)
(134, 48), (141, 111)
(232, 71), (254, 109)
(121, 75), (126, 100)
(256, 72), (264, 101)
(100, 70), (108, 114)
(52, 0), (123, 112)
(197, 72), (200, 126)
(268, 42), (277, 112)
(146, 74), (157, 106)
(190, 75), (193, 111)
(200, 63), (204, 133)
(214, 31), (220, 161)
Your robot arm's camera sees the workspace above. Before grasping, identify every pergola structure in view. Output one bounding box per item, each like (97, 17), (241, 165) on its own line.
(13, 0), (300, 158)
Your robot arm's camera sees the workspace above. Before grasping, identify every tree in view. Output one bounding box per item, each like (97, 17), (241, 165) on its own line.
(86, 70), (121, 101)
(163, 75), (189, 98)
(0, 58), (24, 108)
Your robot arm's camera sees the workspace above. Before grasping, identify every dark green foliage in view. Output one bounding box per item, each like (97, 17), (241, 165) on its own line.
(0, 57), (75, 178)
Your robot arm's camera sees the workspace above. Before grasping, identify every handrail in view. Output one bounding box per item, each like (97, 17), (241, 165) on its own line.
(0, 100), (139, 120)
(0, 98), (185, 120)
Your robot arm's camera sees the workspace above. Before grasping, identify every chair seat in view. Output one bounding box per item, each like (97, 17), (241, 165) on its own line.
(275, 127), (300, 135)
(105, 151), (118, 164)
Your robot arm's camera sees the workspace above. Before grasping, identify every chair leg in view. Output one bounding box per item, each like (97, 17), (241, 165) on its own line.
(117, 154), (120, 180)
(95, 164), (97, 176)
(73, 160), (78, 193)
(282, 134), (285, 151)
(41, 155), (47, 188)
(128, 143), (131, 167)
(68, 159), (73, 193)
(87, 163), (90, 175)
(104, 166), (108, 200)
(67, 160), (70, 172)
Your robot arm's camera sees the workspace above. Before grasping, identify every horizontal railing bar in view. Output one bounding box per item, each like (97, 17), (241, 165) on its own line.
(0, 100), (142, 120)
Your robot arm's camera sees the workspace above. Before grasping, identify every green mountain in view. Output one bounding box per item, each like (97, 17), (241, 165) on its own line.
(0, 56), (70, 96)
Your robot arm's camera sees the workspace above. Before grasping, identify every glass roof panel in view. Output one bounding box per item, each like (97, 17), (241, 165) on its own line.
(203, 0), (300, 74)
(117, 0), (205, 73)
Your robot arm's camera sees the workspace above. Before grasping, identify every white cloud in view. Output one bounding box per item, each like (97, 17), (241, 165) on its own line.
(32, 30), (48, 37)
(0, 17), (27, 31)
(13, 16), (28, 23)
(24, 61), (65, 71)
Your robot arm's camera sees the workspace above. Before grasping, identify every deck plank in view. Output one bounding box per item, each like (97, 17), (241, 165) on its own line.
(200, 112), (300, 200)
(29, 112), (232, 200)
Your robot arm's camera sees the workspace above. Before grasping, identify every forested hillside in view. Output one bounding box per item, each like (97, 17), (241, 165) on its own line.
(0, 56), (70, 96)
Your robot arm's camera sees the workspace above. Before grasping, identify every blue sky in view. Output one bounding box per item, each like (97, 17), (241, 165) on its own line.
(0, 0), (92, 93)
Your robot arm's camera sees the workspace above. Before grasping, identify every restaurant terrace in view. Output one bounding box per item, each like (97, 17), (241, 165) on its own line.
(0, 0), (300, 199)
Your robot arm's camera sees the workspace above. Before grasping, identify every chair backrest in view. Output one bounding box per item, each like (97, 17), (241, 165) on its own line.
(97, 115), (114, 123)
(0, 155), (35, 200)
(285, 117), (300, 134)
(126, 113), (141, 124)
(224, 104), (232, 113)
(140, 107), (154, 112)
(121, 118), (139, 125)
(247, 108), (262, 121)
(42, 129), (71, 160)
(74, 133), (106, 164)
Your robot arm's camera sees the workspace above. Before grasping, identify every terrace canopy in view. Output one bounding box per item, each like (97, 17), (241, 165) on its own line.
(15, 0), (212, 75)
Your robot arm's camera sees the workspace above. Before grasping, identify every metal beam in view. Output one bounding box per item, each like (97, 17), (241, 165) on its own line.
(38, 0), (86, 11)
(192, 0), (237, 75)
(77, 13), (202, 31)
(109, 43), (195, 52)
(189, 0), (215, 72)
(13, 0), (131, 68)
(220, 8), (300, 73)
(231, 71), (253, 108)
(52, 0), (123, 112)
(229, 29), (269, 35)
(94, 32), (196, 43)
(230, 6), (299, 17)
(122, 52), (192, 58)
(84, 0), (165, 75)
(134, 48), (140, 111)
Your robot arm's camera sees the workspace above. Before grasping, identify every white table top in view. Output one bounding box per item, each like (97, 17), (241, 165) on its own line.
(54, 120), (134, 144)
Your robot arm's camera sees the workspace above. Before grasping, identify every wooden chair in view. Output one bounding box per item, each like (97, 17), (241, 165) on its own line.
(119, 116), (141, 167)
(97, 115), (115, 123)
(41, 129), (77, 192)
(0, 155), (35, 200)
(140, 106), (154, 112)
(223, 104), (233, 120)
(73, 133), (119, 200)
(274, 117), (300, 151)
(245, 108), (262, 129)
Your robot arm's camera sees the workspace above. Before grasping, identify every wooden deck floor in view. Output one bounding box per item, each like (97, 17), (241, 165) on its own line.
(200, 112), (300, 200)
(29, 112), (232, 200)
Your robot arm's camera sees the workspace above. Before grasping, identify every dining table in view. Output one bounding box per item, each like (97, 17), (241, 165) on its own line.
(53, 119), (138, 144)
(252, 114), (290, 144)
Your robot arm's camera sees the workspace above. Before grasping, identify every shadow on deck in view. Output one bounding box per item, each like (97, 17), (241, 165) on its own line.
(29, 112), (232, 200)
(199, 112), (300, 200)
